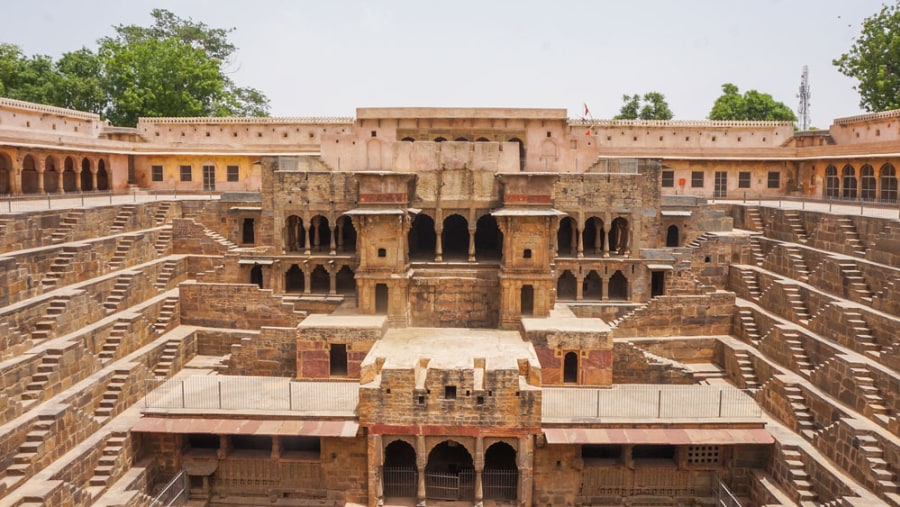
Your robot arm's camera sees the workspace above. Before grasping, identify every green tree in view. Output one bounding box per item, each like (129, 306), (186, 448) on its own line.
(54, 48), (107, 114)
(0, 44), (62, 105)
(709, 83), (796, 121)
(834, 2), (900, 112)
(615, 92), (674, 120)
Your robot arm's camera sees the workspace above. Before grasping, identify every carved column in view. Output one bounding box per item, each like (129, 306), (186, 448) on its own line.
(311, 216), (322, 252)
(328, 214), (337, 255)
(328, 263), (337, 296)
(468, 228), (476, 262)
(594, 220), (602, 255)
(576, 273), (584, 301)
(474, 437), (484, 507)
(576, 221), (584, 258)
(435, 227), (443, 263)
(601, 276), (609, 301)
(74, 166), (82, 191)
(335, 219), (344, 253)
(36, 158), (45, 194)
(602, 223), (611, 258)
(303, 263), (311, 294)
(416, 435), (427, 507)
(10, 152), (22, 195)
(517, 436), (533, 507)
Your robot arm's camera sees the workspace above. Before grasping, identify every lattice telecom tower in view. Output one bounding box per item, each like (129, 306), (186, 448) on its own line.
(798, 65), (811, 130)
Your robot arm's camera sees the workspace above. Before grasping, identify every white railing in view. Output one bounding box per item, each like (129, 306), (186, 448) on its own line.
(715, 477), (744, 507)
(152, 471), (188, 507)
(144, 376), (358, 415)
(569, 118), (792, 128)
(542, 385), (761, 421)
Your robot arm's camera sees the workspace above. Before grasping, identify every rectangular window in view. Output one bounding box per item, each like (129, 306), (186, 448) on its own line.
(661, 170), (674, 187)
(738, 171), (751, 188)
(767, 171), (781, 188)
(227, 165), (239, 182)
(179, 165), (192, 182)
(151, 165), (163, 182)
(691, 171), (704, 188)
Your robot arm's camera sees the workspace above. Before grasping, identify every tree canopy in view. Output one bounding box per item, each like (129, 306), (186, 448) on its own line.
(0, 9), (269, 126)
(708, 83), (796, 122)
(614, 92), (674, 120)
(834, 1), (900, 112)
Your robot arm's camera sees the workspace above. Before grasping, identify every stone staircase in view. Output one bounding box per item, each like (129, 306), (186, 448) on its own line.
(783, 386), (817, 440)
(781, 444), (817, 503)
(736, 308), (761, 345)
(204, 228), (239, 251)
(41, 247), (77, 290)
(20, 348), (64, 405)
(835, 217), (866, 256)
(102, 272), (135, 314)
(686, 232), (712, 249)
(737, 267), (761, 299)
(108, 205), (136, 234)
(87, 432), (128, 492)
(781, 284), (810, 323)
(733, 349), (760, 389)
(837, 260), (874, 303)
(30, 295), (72, 342)
(50, 209), (85, 244)
(154, 201), (172, 226)
(95, 372), (129, 420)
(99, 321), (129, 362)
(107, 235), (136, 270)
(152, 296), (180, 335)
(4, 416), (55, 477)
(783, 245), (811, 282)
(855, 433), (900, 498)
(849, 363), (890, 420)
(154, 226), (173, 257)
(748, 235), (765, 265)
(155, 260), (178, 291)
(745, 206), (764, 232)
(783, 210), (808, 244)
(153, 339), (181, 377)
(783, 331), (814, 376)
(843, 309), (882, 357)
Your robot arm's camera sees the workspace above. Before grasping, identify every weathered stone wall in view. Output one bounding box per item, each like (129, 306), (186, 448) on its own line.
(611, 342), (697, 384)
(179, 281), (306, 329)
(321, 437), (368, 504)
(408, 269), (500, 328)
(610, 291), (735, 338)
(227, 327), (297, 377)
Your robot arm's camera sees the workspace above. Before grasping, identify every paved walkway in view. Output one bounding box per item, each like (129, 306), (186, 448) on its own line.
(0, 191), (219, 214)
(714, 198), (900, 220)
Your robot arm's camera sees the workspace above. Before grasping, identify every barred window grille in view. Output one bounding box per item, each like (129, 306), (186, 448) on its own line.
(686, 445), (721, 465)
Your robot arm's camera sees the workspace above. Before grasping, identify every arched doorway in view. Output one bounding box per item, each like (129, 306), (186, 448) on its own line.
(483, 442), (518, 501)
(508, 137), (525, 171)
(609, 270), (628, 300)
(583, 217), (604, 255)
(426, 441), (475, 501)
(285, 265), (304, 293)
(0, 152), (11, 194)
(336, 266), (355, 295)
(474, 214), (502, 260)
(249, 265), (263, 289)
(375, 283), (389, 314)
(284, 215), (305, 252)
(81, 159), (94, 191)
(408, 213), (436, 260)
(336, 215), (356, 253)
(442, 214), (469, 260)
(557, 271), (576, 300)
(583, 270), (602, 300)
(242, 218), (255, 244)
(557, 217), (577, 257)
(666, 225), (679, 247)
(842, 165), (857, 199)
(563, 352), (578, 383)
(825, 165), (839, 198)
(310, 265), (330, 293)
(62, 157), (77, 192)
(96, 159), (109, 190)
(43, 156), (59, 193)
(21, 155), (38, 194)
(383, 440), (417, 499)
(609, 217), (629, 255)
(309, 215), (330, 252)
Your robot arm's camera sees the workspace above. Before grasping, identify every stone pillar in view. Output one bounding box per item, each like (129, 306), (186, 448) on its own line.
(311, 216), (322, 252)
(468, 228), (476, 262)
(10, 154), (22, 195)
(602, 223), (611, 258)
(474, 437), (484, 507)
(57, 166), (64, 194)
(336, 219), (344, 253)
(594, 220), (602, 255)
(36, 158), (45, 194)
(271, 436), (281, 459)
(576, 221), (584, 258)
(601, 276), (608, 301)
(75, 168), (82, 191)
(517, 436), (534, 507)
(217, 435), (228, 459)
(568, 219), (576, 256)
(576, 274), (584, 301)
(369, 434), (384, 507)
(303, 265), (311, 294)
(329, 215), (337, 255)
(89, 160), (98, 190)
(416, 435), (427, 507)
(435, 227), (443, 263)
(329, 265), (337, 296)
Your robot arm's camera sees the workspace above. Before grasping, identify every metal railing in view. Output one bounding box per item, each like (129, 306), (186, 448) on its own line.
(144, 376), (358, 415)
(542, 385), (761, 421)
(152, 471), (188, 507)
(1, 188), (220, 213)
(714, 477), (744, 507)
(483, 469), (518, 500)
(383, 467), (417, 498)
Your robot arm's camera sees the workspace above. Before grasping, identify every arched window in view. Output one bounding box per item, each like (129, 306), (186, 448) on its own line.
(285, 265), (304, 293)
(824, 165), (839, 198)
(557, 217), (577, 257)
(609, 270), (628, 300)
(666, 225), (680, 247)
(474, 214), (502, 260)
(563, 352), (578, 383)
(842, 165), (857, 199)
(583, 217), (604, 255)
(249, 264), (263, 288)
(557, 271), (577, 300)
(881, 164), (898, 202)
(860, 165), (876, 201)
(441, 214), (469, 260)
(408, 213), (436, 260)
(582, 270), (602, 300)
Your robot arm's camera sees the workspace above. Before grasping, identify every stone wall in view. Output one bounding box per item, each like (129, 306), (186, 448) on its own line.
(408, 269), (500, 328)
(227, 327), (297, 377)
(179, 281), (306, 329)
(611, 342), (697, 384)
(610, 291), (735, 338)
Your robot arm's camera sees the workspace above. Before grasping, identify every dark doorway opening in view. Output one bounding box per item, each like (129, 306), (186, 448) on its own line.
(309, 215), (330, 252)
(474, 214), (502, 260)
(96, 160), (109, 190)
(563, 352), (578, 383)
(329, 343), (348, 376)
(583, 217), (604, 255)
(521, 285), (534, 316)
(336, 215), (357, 253)
(442, 214), (469, 260)
(425, 441), (475, 501)
(336, 266), (355, 295)
(583, 270), (602, 300)
(285, 265), (304, 293)
(310, 265), (330, 293)
(483, 442), (518, 501)
(242, 218), (255, 244)
(250, 264), (263, 289)
(384, 440), (417, 498)
(651, 271), (665, 297)
(665, 225), (679, 247)
(375, 283), (389, 314)
(408, 214), (436, 260)
(509, 137), (526, 171)
(557, 271), (576, 300)
(557, 217), (576, 257)
(81, 159), (93, 191)
(609, 270), (628, 300)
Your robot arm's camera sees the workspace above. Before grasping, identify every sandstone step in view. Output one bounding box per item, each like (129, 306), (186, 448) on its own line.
(5, 463), (30, 476)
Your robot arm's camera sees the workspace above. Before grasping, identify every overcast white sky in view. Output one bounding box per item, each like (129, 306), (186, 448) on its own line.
(0, 1), (888, 126)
